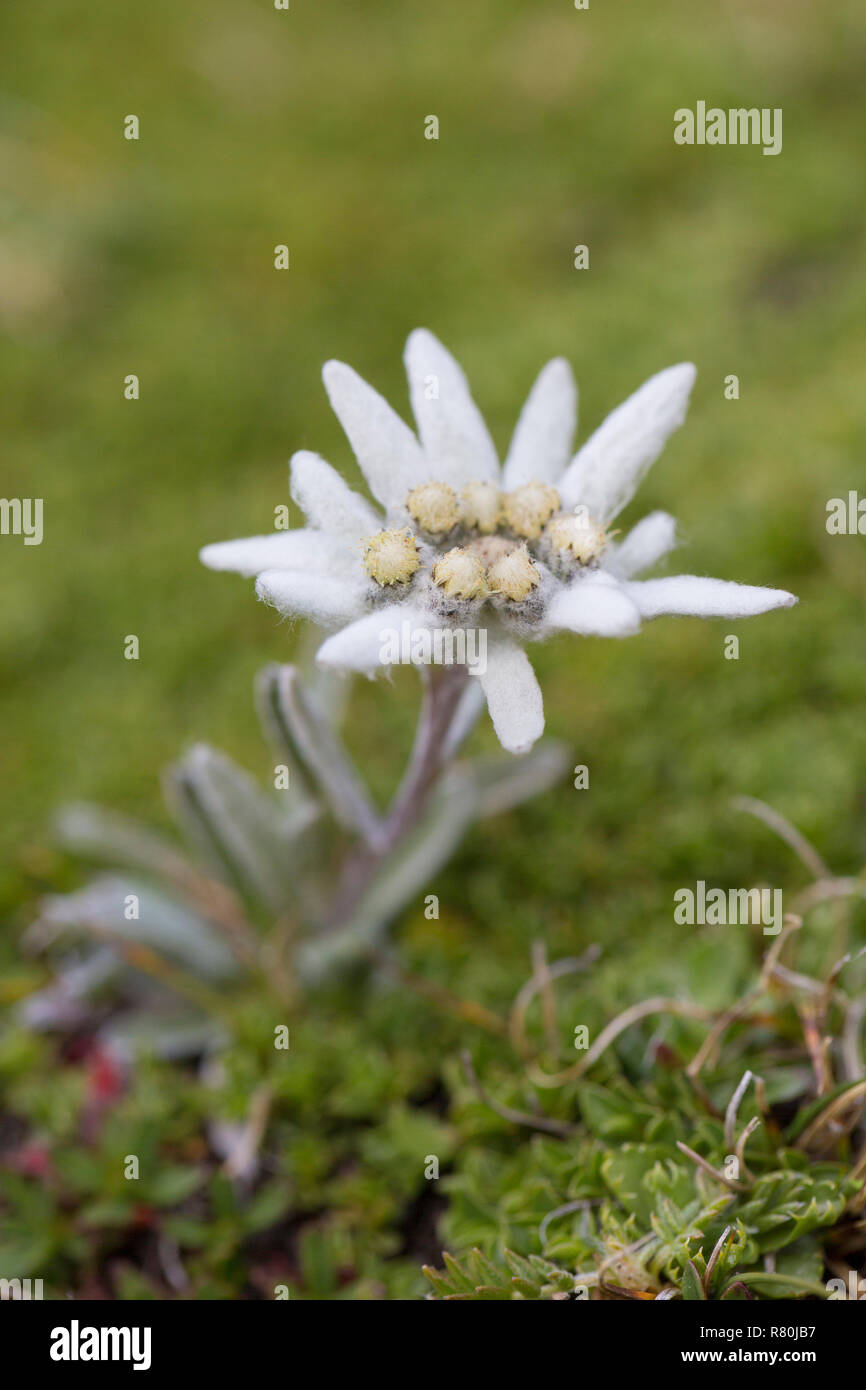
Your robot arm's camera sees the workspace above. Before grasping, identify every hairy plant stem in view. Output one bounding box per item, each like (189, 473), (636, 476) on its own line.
(323, 664), (470, 928)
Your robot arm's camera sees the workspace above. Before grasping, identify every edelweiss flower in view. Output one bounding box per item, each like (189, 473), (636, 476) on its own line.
(201, 330), (796, 754)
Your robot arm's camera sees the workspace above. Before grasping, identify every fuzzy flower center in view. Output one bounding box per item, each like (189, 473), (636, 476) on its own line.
(362, 480), (602, 609)
(363, 527), (420, 585)
(503, 481), (560, 540)
(486, 543), (541, 601)
(543, 511), (609, 565)
(432, 548), (489, 599)
(406, 481), (460, 537)
(460, 480), (503, 534)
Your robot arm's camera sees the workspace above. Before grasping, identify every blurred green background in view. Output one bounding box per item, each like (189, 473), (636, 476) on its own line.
(2, 0), (866, 947)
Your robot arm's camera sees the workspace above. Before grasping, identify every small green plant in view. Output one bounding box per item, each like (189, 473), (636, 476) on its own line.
(20, 659), (565, 1054)
(3, 655), (563, 1298)
(426, 804), (866, 1300)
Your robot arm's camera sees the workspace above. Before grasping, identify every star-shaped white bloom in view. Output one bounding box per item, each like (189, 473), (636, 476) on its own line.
(201, 330), (796, 754)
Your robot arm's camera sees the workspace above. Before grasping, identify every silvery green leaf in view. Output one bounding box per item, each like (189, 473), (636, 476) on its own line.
(54, 801), (196, 883)
(164, 743), (315, 914)
(27, 875), (239, 981)
(255, 664), (383, 847)
(297, 766), (480, 983)
(99, 1010), (227, 1061)
(472, 740), (570, 819)
(17, 947), (121, 1030)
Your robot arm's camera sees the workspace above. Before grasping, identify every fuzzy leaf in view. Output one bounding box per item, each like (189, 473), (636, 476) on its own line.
(472, 741), (571, 819)
(54, 802), (196, 885)
(29, 876), (238, 981)
(165, 743), (316, 914)
(255, 664), (381, 846)
(98, 1009), (227, 1060)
